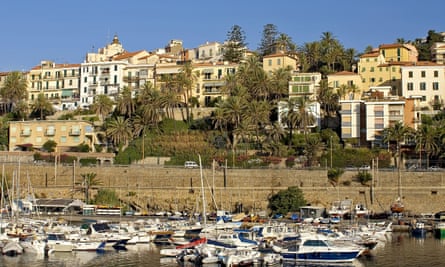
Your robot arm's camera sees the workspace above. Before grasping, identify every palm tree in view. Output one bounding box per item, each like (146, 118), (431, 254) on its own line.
(243, 100), (271, 150)
(281, 98), (301, 150)
(382, 121), (412, 198)
(106, 116), (133, 151)
(80, 172), (103, 204)
(337, 84), (349, 100)
(296, 97), (315, 140)
(275, 33), (296, 53)
(177, 61), (198, 122)
(270, 66), (292, 101)
(91, 94), (114, 122)
(13, 100), (29, 120)
(116, 86), (135, 118)
(0, 71), (28, 113)
(416, 124), (439, 168)
(32, 93), (53, 120)
(348, 84), (360, 100)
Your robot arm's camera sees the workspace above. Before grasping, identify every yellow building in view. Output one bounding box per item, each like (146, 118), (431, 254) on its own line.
(358, 44), (418, 96)
(9, 120), (98, 152)
(262, 53), (298, 74)
(327, 71), (363, 100)
(28, 61), (81, 111)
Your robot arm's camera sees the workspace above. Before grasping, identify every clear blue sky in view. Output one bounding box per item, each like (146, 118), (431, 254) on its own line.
(1, 0), (444, 71)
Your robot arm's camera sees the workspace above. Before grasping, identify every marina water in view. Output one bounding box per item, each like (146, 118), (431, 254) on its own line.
(0, 232), (443, 267)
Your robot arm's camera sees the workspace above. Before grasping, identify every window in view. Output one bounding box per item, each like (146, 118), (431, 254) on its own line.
(434, 70), (439, 77)
(433, 82), (439, 90)
(408, 71), (413, 78)
(84, 77), (87, 83)
(370, 67), (374, 72)
(420, 82), (426, 90)
(379, 77), (383, 82)
(268, 59), (272, 66)
(407, 82), (413, 91)
(60, 136), (67, 143)
(370, 77), (375, 83)
(421, 71), (426, 78)
(361, 67), (366, 72)
(114, 65), (118, 71)
(421, 96), (426, 102)
(277, 59), (281, 65)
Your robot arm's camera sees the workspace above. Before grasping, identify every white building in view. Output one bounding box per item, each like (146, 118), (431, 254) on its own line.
(400, 62), (445, 110)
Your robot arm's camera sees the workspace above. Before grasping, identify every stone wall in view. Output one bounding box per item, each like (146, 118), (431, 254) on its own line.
(3, 162), (445, 215)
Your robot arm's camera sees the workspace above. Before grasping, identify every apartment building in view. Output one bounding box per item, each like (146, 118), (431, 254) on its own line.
(358, 43), (418, 96)
(28, 61), (81, 111)
(327, 71), (362, 100)
(339, 100), (365, 145)
(400, 62), (445, 110)
(194, 62), (237, 107)
(289, 72), (321, 100)
(9, 120), (98, 152)
(431, 42), (445, 64)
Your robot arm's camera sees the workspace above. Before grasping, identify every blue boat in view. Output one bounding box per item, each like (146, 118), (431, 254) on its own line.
(410, 222), (427, 238)
(278, 234), (364, 264)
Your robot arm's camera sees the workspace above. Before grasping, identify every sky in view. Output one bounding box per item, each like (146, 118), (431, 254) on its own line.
(1, 0), (444, 71)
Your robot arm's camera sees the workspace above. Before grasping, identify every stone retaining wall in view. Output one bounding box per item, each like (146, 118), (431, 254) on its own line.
(3, 162), (445, 215)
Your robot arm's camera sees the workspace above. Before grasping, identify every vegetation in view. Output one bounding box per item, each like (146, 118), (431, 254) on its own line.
(268, 186), (306, 216)
(42, 140), (57, 152)
(357, 171), (372, 185)
(327, 168), (344, 186)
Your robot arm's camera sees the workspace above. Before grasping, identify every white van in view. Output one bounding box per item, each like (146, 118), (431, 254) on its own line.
(184, 161), (199, 168)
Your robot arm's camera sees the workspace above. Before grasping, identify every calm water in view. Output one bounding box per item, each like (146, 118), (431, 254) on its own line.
(0, 232), (443, 267)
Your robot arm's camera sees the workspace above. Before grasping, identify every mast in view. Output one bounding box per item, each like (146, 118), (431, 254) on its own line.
(199, 154), (206, 227)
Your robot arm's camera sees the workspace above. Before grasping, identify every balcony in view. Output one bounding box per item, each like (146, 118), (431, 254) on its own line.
(69, 128), (81, 136)
(20, 129), (32, 136)
(123, 76), (140, 82)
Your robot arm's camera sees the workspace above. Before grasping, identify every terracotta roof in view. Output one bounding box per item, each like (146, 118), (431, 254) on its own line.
(360, 51), (380, 58)
(379, 43), (405, 49)
(329, 71), (358, 76)
(113, 50), (145, 60)
(30, 63), (80, 70)
(263, 53), (297, 59)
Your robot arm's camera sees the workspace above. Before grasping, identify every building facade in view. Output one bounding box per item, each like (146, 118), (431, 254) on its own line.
(9, 120), (98, 152)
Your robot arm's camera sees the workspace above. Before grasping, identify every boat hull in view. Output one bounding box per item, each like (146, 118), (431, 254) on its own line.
(281, 251), (361, 263)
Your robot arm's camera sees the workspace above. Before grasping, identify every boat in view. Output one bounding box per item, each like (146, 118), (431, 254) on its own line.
(434, 221), (445, 239)
(354, 203), (369, 218)
(2, 240), (24, 256)
(390, 199), (404, 214)
(278, 234), (365, 264)
(46, 232), (74, 252)
(410, 221), (427, 238)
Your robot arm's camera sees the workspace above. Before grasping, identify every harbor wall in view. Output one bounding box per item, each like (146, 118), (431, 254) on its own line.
(3, 162), (445, 215)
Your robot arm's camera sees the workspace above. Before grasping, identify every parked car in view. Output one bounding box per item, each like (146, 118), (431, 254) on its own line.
(359, 165), (371, 171)
(428, 166), (442, 171)
(184, 161), (199, 168)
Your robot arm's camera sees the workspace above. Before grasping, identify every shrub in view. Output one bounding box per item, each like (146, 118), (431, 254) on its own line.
(357, 171), (372, 185)
(327, 168), (344, 186)
(285, 156), (296, 168)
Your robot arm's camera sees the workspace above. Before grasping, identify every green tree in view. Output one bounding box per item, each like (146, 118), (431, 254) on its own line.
(327, 168), (344, 186)
(177, 61), (198, 123)
(31, 93), (53, 120)
(91, 94), (114, 122)
(80, 172), (103, 204)
(268, 186), (306, 216)
(416, 124), (439, 168)
(115, 86), (135, 118)
(106, 116), (133, 151)
(222, 24), (247, 63)
(258, 23), (279, 57)
(0, 71), (28, 113)
(275, 33), (297, 53)
(42, 140), (57, 152)
(382, 121), (412, 197)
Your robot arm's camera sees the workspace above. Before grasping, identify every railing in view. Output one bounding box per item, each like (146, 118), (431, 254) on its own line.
(69, 129), (81, 136)
(20, 130), (32, 136)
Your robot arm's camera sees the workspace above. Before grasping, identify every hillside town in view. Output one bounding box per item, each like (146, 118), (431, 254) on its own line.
(1, 28), (445, 162)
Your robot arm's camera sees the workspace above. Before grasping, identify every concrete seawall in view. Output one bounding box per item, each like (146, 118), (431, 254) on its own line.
(4, 162), (445, 215)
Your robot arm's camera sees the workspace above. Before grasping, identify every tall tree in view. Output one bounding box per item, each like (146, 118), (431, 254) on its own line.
(80, 172), (102, 204)
(115, 86), (135, 118)
(258, 24), (279, 57)
(416, 124), (439, 168)
(382, 122), (412, 198)
(223, 24), (247, 63)
(31, 93), (53, 120)
(0, 71), (28, 113)
(177, 61), (198, 123)
(275, 33), (297, 53)
(91, 94), (114, 122)
(106, 116), (133, 151)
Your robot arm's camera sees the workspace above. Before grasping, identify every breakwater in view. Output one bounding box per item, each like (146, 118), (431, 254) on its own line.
(3, 162), (445, 215)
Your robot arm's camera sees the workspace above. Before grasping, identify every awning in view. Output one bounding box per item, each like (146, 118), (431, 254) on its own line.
(61, 90), (73, 97)
(203, 82), (225, 87)
(202, 69), (214, 74)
